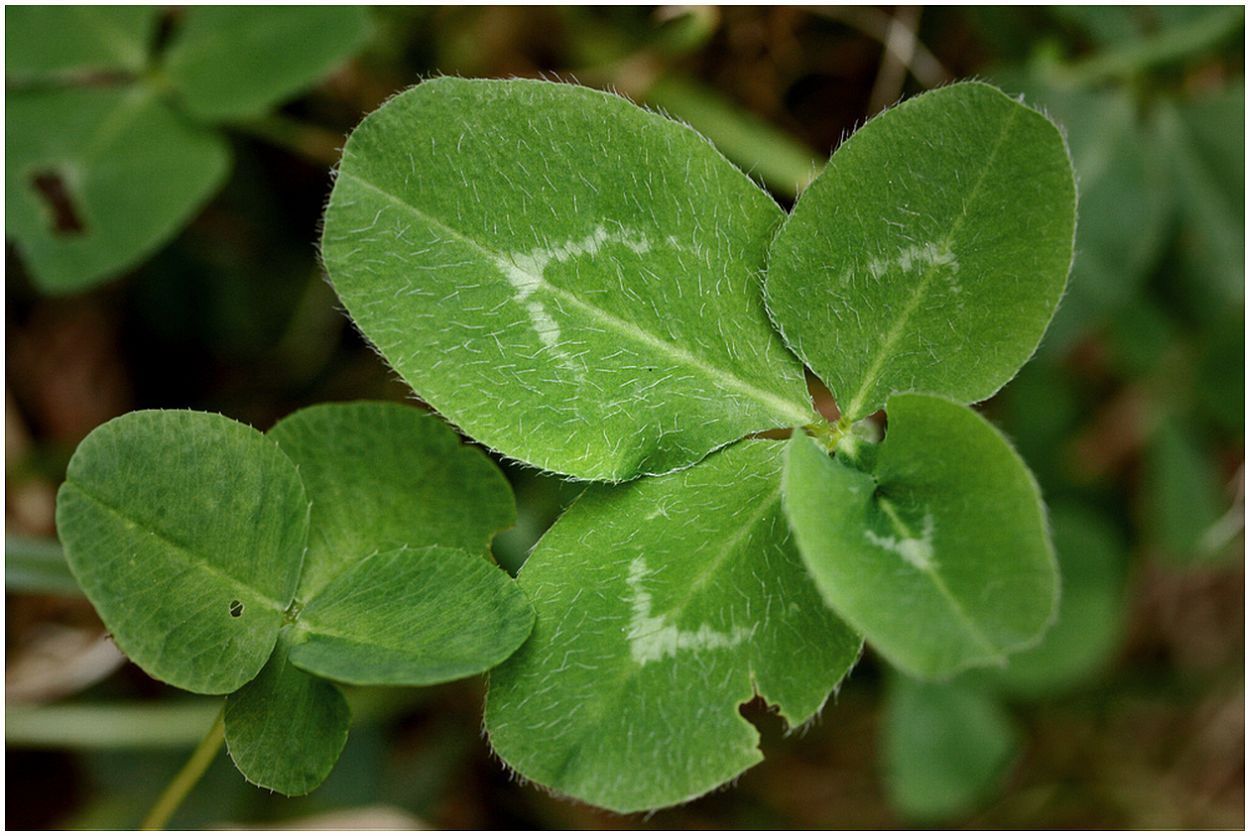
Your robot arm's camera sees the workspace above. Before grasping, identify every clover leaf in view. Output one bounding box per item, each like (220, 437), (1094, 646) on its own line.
(783, 394), (1058, 679)
(316, 77), (1076, 812)
(765, 81), (1077, 420)
(485, 439), (860, 813)
(56, 402), (533, 795)
(321, 77), (815, 482)
(5, 6), (370, 293)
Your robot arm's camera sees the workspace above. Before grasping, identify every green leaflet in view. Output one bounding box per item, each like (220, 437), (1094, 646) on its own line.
(5, 6), (369, 293)
(163, 7), (371, 122)
(782, 394), (1057, 679)
(970, 505), (1127, 697)
(267, 401), (515, 600)
(56, 402), (535, 794)
(485, 440), (861, 813)
(224, 632), (350, 796)
(290, 545), (534, 686)
(6, 6), (158, 81)
(883, 674), (1018, 822)
(5, 86), (231, 293)
(765, 82), (1076, 420)
(322, 77), (815, 481)
(56, 411), (309, 694)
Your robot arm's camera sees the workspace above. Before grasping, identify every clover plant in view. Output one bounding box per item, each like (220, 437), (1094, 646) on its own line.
(6, 6), (370, 293)
(315, 77), (1077, 812)
(55, 401), (533, 798)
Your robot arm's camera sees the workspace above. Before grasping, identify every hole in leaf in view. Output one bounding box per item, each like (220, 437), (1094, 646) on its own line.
(31, 170), (86, 236)
(228, 600), (244, 618)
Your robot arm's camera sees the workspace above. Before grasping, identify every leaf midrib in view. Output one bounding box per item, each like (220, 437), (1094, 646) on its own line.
(65, 479), (288, 612)
(876, 495), (1004, 664)
(335, 170), (813, 426)
(534, 479), (784, 789)
(842, 104), (1023, 419)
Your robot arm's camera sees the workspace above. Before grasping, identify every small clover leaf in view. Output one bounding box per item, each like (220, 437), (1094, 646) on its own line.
(765, 82), (1077, 420)
(321, 77), (815, 481)
(5, 6), (370, 293)
(56, 410), (309, 695)
(224, 633), (351, 796)
(485, 440), (861, 813)
(56, 401), (534, 795)
(782, 394), (1058, 679)
(267, 400), (515, 600)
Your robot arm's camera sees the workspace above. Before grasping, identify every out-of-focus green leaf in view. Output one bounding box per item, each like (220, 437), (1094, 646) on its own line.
(883, 675), (1018, 822)
(783, 394), (1057, 679)
(5, 6), (159, 82)
(1195, 312), (1245, 434)
(766, 82), (1076, 420)
(55, 411), (309, 695)
(1144, 419), (1230, 563)
(970, 505), (1127, 697)
(1156, 85), (1245, 313)
(322, 77), (814, 481)
(288, 546), (534, 686)
(224, 634), (350, 796)
(486, 440), (861, 813)
(5, 86), (230, 293)
(267, 401), (515, 600)
(163, 7), (371, 122)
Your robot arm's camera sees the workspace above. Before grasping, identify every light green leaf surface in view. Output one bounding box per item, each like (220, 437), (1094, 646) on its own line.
(6, 6), (158, 82)
(783, 394), (1057, 679)
(970, 505), (1126, 697)
(289, 546), (535, 686)
(485, 440), (862, 813)
(322, 77), (815, 481)
(224, 632), (350, 796)
(765, 82), (1076, 420)
(163, 6), (371, 122)
(6, 86), (230, 293)
(883, 674), (1018, 822)
(267, 401), (515, 600)
(55, 411), (309, 694)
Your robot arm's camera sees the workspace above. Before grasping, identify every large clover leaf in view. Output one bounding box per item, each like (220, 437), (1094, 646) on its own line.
(485, 440), (860, 812)
(321, 77), (815, 481)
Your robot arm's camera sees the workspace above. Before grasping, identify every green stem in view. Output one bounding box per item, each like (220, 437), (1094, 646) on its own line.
(227, 113), (344, 167)
(140, 707), (225, 830)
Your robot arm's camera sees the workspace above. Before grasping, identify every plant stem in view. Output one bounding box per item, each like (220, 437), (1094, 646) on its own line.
(140, 707), (225, 830)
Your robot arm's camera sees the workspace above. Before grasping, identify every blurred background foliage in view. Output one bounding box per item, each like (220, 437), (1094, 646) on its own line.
(6, 5), (1244, 828)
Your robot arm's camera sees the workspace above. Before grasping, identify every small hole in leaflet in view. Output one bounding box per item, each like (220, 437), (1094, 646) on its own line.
(229, 600), (244, 618)
(31, 170), (87, 236)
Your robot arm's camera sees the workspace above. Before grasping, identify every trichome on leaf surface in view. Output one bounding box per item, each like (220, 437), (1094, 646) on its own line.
(58, 76), (1077, 814)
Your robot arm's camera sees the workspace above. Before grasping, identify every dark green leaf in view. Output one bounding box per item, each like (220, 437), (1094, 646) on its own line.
(289, 546), (534, 686)
(267, 401), (515, 600)
(56, 411), (308, 694)
(163, 6), (371, 122)
(224, 633), (350, 796)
